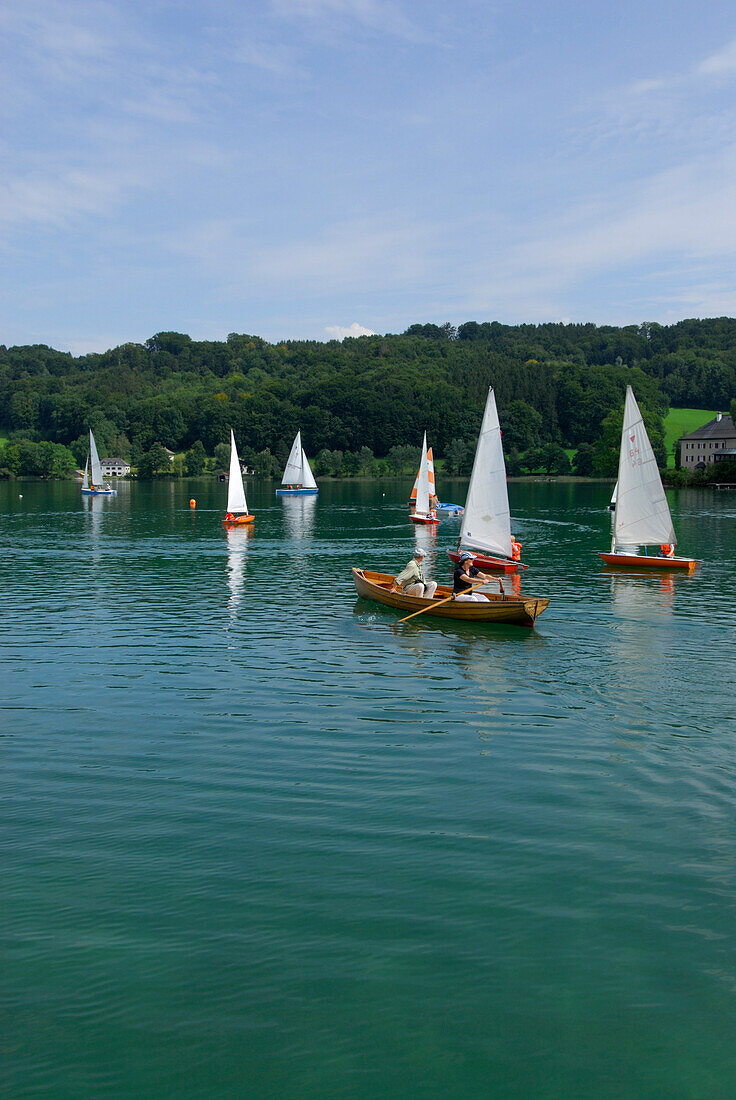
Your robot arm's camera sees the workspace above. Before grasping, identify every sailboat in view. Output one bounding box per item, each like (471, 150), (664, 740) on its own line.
(276, 432), (318, 495)
(81, 430), (116, 495)
(222, 430), (254, 526)
(409, 444), (434, 508)
(446, 387), (523, 573)
(598, 386), (697, 570)
(409, 433), (438, 525)
(409, 443), (463, 516)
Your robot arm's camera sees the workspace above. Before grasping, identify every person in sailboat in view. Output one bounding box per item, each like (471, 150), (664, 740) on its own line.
(390, 547), (438, 599)
(453, 551), (497, 601)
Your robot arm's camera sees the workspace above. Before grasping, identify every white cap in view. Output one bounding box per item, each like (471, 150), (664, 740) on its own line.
(413, 547), (427, 557)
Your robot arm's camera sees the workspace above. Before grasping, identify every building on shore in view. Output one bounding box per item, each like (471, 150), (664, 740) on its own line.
(679, 413), (736, 469)
(101, 457), (131, 478)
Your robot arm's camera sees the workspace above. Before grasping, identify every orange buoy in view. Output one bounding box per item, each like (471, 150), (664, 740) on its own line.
(189, 499), (196, 509)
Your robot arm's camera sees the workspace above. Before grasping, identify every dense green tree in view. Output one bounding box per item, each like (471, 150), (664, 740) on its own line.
(185, 440), (207, 475)
(0, 319), (731, 479)
(213, 442), (230, 470)
(445, 438), (467, 475)
(502, 400), (543, 452)
(137, 443), (173, 479)
(573, 443), (595, 477)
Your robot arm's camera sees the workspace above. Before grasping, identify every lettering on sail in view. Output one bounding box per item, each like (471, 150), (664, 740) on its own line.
(628, 432), (641, 466)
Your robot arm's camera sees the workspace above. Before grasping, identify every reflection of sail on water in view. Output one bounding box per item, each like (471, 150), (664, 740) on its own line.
(282, 494), (317, 540)
(226, 525), (251, 613)
(413, 522), (437, 562)
(606, 572), (675, 620)
(82, 492), (106, 564)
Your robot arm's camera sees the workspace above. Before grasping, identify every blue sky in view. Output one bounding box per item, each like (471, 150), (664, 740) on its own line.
(2, 0), (736, 353)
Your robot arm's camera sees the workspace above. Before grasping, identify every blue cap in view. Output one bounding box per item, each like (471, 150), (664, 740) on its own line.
(459, 551), (475, 562)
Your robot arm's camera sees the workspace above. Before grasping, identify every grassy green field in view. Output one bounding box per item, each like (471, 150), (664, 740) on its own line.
(663, 408), (717, 466)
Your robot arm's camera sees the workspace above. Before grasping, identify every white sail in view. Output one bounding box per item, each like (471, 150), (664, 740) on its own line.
(299, 445), (317, 490)
(610, 482), (618, 507)
(614, 386), (675, 548)
(458, 388), (512, 558)
(226, 430), (249, 514)
(82, 457), (89, 490)
(89, 430), (103, 486)
(415, 432), (431, 516)
(282, 432), (303, 485)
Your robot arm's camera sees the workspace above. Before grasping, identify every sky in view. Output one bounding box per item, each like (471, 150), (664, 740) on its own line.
(2, 0), (736, 354)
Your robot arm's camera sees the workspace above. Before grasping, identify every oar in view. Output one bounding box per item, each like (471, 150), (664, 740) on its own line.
(397, 579), (491, 624)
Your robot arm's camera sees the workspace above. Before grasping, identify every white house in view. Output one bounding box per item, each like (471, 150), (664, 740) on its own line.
(679, 413), (736, 468)
(101, 457), (131, 478)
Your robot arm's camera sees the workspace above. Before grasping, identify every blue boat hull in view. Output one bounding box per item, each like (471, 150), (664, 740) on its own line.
(276, 488), (318, 496)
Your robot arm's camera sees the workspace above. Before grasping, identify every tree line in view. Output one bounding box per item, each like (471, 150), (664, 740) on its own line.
(1, 318), (735, 479)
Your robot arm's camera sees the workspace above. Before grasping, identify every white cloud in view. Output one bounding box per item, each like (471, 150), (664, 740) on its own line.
(234, 38), (305, 78)
(270, 0), (421, 40)
(165, 214), (436, 294)
(697, 38), (736, 77)
(324, 322), (376, 339)
(460, 143), (736, 322)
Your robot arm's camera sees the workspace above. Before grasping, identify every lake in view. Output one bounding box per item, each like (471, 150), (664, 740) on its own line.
(3, 478), (736, 1098)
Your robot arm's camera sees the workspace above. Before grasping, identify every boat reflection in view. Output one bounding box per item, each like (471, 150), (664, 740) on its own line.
(82, 491), (110, 559)
(225, 523), (252, 616)
(281, 494), (317, 541)
(601, 569), (685, 617)
(413, 522), (438, 562)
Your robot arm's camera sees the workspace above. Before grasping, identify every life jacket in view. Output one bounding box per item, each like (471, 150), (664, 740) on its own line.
(660, 544), (674, 558)
(511, 539), (522, 561)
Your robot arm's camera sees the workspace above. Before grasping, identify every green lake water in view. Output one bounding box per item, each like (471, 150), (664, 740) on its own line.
(3, 478), (736, 1098)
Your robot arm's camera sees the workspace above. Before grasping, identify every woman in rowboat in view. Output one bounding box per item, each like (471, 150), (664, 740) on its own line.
(390, 547), (438, 599)
(453, 551), (499, 601)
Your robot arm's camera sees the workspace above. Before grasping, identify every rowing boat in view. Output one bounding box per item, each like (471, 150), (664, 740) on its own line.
(352, 568), (549, 627)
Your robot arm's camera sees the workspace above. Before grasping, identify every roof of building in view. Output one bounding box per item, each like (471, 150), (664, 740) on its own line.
(680, 413), (736, 442)
(101, 456), (130, 464)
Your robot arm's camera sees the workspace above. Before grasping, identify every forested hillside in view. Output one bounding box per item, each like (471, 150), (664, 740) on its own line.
(1, 318), (735, 478)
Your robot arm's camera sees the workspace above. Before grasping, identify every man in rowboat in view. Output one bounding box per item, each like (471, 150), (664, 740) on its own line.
(390, 547), (438, 599)
(453, 551), (498, 601)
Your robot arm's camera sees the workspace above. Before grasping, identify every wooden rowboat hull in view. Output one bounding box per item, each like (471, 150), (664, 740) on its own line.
(446, 549), (520, 574)
(352, 568), (549, 627)
(223, 515), (255, 526)
(598, 552), (697, 571)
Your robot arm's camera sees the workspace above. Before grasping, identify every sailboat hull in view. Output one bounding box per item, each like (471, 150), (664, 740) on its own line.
(276, 487), (318, 495)
(223, 514), (255, 526)
(410, 513), (437, 525)
(352, 569), (548, 626)
(81, 487), (117, 495)
(446, 549), (520, 574)
(599, 552), (697, 571)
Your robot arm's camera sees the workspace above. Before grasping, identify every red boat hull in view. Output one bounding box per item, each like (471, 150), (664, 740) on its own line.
(410, 514), (437, 525)
(446, 549), (520, 574)
(598, 552), (697, 571)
